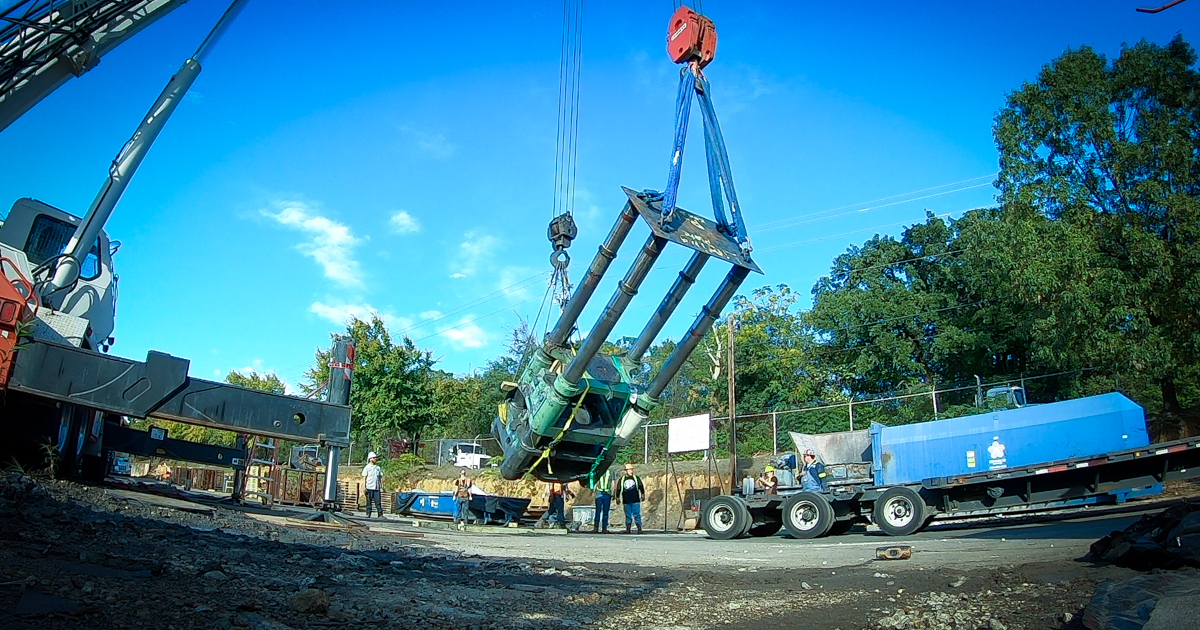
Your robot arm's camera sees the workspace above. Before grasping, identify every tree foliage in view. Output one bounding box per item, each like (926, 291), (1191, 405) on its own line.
(992, 35), (1200, 412)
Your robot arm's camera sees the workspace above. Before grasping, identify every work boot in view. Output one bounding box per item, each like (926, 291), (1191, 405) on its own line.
(624, 525), (631, 534)
(637, 525), (643, 534)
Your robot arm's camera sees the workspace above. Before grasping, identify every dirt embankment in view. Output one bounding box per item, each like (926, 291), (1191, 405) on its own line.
(342, 459), (768, 529)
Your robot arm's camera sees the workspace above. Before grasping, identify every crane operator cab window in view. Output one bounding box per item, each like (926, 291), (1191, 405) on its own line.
(24, 214), (102, 281)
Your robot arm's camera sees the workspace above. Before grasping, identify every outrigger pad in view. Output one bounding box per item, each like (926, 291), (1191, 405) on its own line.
(624, 187), (761, 274)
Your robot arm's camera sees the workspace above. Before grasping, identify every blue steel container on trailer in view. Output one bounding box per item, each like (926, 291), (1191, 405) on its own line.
(869, 392), (1151, 487)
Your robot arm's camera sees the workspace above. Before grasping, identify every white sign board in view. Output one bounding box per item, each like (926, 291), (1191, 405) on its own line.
(668, 413), (711, 454)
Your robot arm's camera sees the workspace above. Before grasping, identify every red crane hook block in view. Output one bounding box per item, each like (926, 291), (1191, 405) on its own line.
(666, 6), (716, 68)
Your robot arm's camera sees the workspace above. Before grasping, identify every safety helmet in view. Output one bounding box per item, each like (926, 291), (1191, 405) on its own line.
(367, 451), (378, 460)
(764, 465), (775, 472)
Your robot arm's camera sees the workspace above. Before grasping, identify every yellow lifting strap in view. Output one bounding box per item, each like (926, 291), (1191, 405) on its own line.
(529, 380), (590, 477)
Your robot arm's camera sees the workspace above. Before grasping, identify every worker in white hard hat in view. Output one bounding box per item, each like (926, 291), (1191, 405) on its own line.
(362, 451), (384, 518)
(800, 449), (827, 492)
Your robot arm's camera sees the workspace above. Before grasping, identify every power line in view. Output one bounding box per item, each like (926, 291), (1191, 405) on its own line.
(392, 272), (549, 337)
(757, 182), (993, 237)
(411, 294), (543, 345)
(751, 174), (995, 232)
(758, 211), (957, 253)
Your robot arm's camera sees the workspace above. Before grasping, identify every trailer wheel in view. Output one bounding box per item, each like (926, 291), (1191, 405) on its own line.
(702, 496), (750, 539)
(874, 487), (928, 537)
(781, 492), (833, 539)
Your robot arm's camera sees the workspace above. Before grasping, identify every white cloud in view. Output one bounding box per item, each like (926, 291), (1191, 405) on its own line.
(212, 369), (221, 376)
(451, 231), (498, 278)
(264, 200), (363, 289)
(389, 211), (421, 234)
(400, 126), (456, 159)
(419, 310), (442, 319)
(439, 317), (490, 350)
(309, 300), (413, 330)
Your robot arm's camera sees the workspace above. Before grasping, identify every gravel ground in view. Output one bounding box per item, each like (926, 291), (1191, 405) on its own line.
(0, 473), (1184, 630)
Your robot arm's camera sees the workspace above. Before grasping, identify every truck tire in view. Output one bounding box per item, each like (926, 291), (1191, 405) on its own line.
(873, 487), (928, 537)
(702, 496), (750, 540)
(781, 492), (834, 539)
(78, 454), (106, 482)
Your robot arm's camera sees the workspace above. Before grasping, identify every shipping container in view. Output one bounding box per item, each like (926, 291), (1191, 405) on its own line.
(870, 392), (1150, 486)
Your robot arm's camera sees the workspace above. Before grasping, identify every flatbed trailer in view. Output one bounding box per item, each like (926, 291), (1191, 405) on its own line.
(702, 404), (1200, 539)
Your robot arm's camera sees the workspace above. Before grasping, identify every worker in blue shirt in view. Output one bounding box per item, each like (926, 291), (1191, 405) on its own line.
(800, 449), (827, 492)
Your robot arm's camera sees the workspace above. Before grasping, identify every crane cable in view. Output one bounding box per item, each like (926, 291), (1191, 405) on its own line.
(545, 0), (585, 325)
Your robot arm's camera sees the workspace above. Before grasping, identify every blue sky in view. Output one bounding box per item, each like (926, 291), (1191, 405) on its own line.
(1, 1), (1195, 390)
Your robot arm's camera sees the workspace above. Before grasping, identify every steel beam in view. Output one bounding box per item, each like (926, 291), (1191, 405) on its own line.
(103, 422), (245, 469)
(9, 339), (351, 445)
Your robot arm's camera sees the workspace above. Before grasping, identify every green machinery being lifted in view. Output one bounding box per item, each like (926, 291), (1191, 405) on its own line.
(493, 7), (760, 483)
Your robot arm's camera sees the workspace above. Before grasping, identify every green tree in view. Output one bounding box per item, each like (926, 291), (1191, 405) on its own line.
(993, 35), (1200, 412)
(807, 215), (976, 403)
(304, 315), (437, 449)
(226, 370), (287, 394)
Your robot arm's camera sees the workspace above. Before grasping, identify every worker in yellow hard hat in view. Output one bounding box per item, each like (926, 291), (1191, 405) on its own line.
(756, 465), (778, 495)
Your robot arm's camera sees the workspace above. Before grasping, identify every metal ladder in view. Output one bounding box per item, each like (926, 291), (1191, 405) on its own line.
(242, 437), (278, 507)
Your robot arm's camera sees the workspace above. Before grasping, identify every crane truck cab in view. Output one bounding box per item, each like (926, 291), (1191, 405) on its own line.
(985, 386), (1027, 410)
(444, 441), (490, 469)
(0, 197), (116, 350)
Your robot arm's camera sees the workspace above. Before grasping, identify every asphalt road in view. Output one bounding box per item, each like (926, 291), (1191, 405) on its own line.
(413, 508), (1149, 573)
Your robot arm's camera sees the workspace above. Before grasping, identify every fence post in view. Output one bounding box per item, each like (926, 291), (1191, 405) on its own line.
(772, 411), (778, 455)
(848, 401), (854, 431)
(644, 425), (649, 464)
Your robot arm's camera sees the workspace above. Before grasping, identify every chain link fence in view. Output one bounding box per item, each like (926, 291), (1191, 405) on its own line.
(620, 370), (1110, 464)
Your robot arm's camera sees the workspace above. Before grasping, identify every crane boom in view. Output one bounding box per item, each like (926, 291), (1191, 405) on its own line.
(0, 0), (192, 133)
(41, 0), (248, 307)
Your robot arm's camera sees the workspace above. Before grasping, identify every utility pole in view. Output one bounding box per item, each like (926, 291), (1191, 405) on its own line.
(727, 312), (737, 493)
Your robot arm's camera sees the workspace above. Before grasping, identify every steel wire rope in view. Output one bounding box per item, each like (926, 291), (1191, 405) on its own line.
(551, 0), (571, 219)
(565, 0), (584, 217)
(552, 0), (584, 219)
